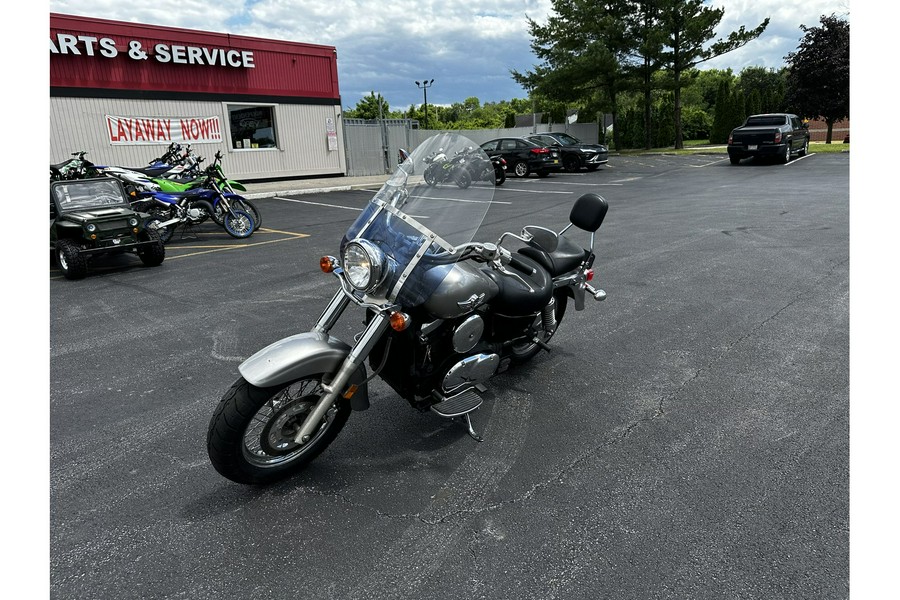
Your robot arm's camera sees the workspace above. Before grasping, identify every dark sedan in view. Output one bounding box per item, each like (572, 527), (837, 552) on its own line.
(524, 132), (609, 172)
(479, 137), (562, 178)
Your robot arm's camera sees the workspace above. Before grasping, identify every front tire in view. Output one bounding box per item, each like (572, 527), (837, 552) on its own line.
(223, 209), (255, 239)
(56, 239), (87, 280)
(798, 139), (809, 157)
(424, 164), (439, 187)
(206, 375), (351, 484)
(513, 161), (530, 178)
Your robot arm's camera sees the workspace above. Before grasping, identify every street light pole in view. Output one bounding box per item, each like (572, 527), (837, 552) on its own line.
(415, 79), (434, 129)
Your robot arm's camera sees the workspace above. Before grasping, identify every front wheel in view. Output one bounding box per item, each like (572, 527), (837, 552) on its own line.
(513, 161), (530, 178)
(56, 239), (87, 280)
(798, 139), (809, 157)
(206, 375), (351, 484)
(424, 164), (439, 187)
(223, 209), (255, 239)
(213, 199), (262, 231)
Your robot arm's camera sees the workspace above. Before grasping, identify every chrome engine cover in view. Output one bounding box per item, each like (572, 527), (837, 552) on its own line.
(452, 315), (484, 353)
(442, 353), (499, 394)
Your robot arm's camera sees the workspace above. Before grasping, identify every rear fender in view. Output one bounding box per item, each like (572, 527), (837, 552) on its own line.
(238, 331), (370, 411)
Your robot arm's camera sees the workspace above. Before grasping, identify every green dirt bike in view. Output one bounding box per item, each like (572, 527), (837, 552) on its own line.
(150, 151), (261, 231)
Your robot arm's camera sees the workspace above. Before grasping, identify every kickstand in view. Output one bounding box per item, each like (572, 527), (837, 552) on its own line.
(457, 413), (483, 442)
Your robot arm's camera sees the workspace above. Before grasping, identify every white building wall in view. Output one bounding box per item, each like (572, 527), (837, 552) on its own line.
(50, 97), (346, 181)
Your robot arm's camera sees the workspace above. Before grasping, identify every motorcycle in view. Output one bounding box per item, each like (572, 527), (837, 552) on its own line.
(150, 151), (262, 231)
(50, 151), (103, 181)
(491, 154), (507, 186)
(205, 133), (609, 485)
(451, 146), (507, 189)
(422, 146), (469, 187)
(139, 158), (256, 243)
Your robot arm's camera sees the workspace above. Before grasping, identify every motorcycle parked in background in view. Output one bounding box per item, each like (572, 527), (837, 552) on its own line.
(139, 157), (256, 243)
(206, 133), (610, 485)
(150, 151), (262, 231)
(50, 151), (103, 181)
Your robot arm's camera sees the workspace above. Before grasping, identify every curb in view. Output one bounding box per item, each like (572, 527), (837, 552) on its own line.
(244, 181), (385, 200)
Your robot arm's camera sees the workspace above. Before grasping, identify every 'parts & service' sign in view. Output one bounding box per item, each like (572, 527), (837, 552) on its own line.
(50, 34), (255, 68)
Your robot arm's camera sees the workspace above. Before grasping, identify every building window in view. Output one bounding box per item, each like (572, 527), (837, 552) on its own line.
(227, 104), (278, 150)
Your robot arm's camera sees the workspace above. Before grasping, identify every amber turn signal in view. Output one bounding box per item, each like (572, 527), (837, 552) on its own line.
(320, 256), (336, 273)
(390, 311), (411, 331)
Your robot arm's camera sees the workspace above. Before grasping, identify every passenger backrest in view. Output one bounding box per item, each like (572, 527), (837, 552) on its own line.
(569, 193), (608, 232)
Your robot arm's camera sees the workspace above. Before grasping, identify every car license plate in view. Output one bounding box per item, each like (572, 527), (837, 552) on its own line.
(552, 159), (559, 164)
(748, 145), (758, 150)
(112, 238), (121, 245)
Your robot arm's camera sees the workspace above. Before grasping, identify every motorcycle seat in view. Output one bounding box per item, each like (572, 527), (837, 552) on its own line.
(482, 254), (553, 315)
(517, 236), (588, 277)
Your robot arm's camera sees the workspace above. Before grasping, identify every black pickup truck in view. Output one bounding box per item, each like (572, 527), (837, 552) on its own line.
(727, 113), (810, 164)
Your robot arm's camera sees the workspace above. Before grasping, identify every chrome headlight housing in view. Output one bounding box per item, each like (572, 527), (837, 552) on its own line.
(86, 223), (97, 232)
(128, 218), (139, 227)
(342, 239), (386, 293)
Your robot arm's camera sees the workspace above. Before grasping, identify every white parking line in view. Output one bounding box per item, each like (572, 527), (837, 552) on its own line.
(689, 157), (730, 168)
(495, 187), (573, 194)
(275, 197), (363, 210)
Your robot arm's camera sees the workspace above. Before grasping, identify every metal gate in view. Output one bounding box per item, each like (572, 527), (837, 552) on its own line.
(342, 119), (600, 177)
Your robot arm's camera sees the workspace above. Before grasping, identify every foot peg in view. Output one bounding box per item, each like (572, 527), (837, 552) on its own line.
(431, 389), (484, 442)
(584, 283), (606, 301)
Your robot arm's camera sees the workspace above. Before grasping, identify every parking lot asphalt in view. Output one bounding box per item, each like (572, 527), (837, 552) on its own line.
(48, 152), (849, 599)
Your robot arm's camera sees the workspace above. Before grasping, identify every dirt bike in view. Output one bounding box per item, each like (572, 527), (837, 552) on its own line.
(138, 157), (256, 243)
(150, 151), (261, 231)
(50, 151), (103, 181)
(206, 133), (609, 485)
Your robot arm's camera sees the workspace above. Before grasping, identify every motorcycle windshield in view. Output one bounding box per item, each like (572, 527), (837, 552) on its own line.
(341, 133), (495, 307)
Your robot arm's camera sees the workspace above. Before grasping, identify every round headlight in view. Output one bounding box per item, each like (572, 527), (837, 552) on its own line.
(342, 239), (385, 292)
(86, 224), (97, 232)
(129, 218), (139, 227)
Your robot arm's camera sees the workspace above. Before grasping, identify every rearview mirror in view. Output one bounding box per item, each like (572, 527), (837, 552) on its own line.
(523, 225), (559, 253)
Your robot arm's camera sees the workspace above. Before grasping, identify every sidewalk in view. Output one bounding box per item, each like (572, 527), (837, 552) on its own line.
(240, 173), (391, 200)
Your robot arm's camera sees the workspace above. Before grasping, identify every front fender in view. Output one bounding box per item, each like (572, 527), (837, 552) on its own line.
(239, 331), (370, 410)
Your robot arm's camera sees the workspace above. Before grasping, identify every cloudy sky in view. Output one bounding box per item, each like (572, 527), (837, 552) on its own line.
(48, 0), (850, 111)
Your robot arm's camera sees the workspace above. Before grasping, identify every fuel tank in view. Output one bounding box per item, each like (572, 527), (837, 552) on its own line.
(423, 261), (499, 319)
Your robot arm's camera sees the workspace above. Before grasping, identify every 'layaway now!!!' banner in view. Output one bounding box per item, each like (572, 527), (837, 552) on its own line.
(106, 115), (222, 145)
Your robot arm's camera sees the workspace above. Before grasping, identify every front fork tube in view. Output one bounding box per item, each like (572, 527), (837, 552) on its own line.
(294, 302), (390, 444)
(313, 290), (351, 335)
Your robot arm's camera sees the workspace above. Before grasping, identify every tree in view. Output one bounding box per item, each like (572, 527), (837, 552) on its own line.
(710, 79), (731, 143)
(345, 92), (389, 120)
(657, 0), (769, 149)
(784, 14), (849, 143)
(512, 0), (633, 150)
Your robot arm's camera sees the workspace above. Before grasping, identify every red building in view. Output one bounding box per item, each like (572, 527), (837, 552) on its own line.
(50, 13), (346, 180)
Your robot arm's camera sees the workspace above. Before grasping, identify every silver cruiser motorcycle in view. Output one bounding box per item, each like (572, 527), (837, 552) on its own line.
(206, 133), (609, 485)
